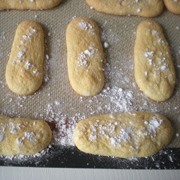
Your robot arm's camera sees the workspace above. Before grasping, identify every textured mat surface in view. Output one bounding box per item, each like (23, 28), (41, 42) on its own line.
(0, 0), (180, 161)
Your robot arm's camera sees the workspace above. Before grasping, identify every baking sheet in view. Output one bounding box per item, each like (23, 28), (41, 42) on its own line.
(0, 146), (180, 169)
(0, 0), (180, 168)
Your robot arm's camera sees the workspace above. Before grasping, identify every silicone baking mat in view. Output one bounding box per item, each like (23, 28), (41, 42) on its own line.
(0, 0), (180, 168)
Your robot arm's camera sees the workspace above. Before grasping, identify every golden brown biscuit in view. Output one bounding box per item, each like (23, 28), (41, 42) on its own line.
(0, 115), (52, 156)
(66, 17), (105, 96)
(6, 20), (44, 95)
(134, 20), (176, 101)
(0, 0), (62, 10)
(73, 111), (173, 158)
(164, 0), (180, 14)
(86, 0), (164, 17)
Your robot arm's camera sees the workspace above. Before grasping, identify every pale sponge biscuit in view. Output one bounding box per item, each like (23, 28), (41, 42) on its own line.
(85, 0), (164, 17)
(73, 111), (173, 158)
(0, 115), (52, 156)
(6, 20), (44, 95)
(134, 20), (176, 101)
(163, 0), (180, 14)
(0, 0), (62, 10)
(66, 17), (105, 96)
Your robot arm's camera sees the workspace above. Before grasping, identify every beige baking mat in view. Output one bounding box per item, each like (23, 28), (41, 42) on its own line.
(0, 0), (180, 148)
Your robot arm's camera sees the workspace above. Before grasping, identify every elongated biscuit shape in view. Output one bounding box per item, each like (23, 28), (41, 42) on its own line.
(134, 20), (176, 101)
(163, 0), (180, 14)
(66, 17), (104, 96)
(86, 0), (164, 17)
(0, 0), (62, 10)
(6, 20), (44, 95)
(0, 115), (52, 156)
(73, 111), (173, 158)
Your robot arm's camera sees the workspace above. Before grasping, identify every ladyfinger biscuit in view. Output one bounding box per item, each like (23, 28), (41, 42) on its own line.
(85, 0), (164, 17)
(134, 20), (176, 101)
(66, 17), (105, 96)
(73, 111), (173, 158)
(6, 20), (44, 95)
(0, 115), (52, 156)
(164, 0), (180, 14)
(0, 0), (62, 10)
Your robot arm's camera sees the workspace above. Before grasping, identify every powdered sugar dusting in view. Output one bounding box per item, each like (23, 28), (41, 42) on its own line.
(77, 47), (97, 66)
(23, 132), (35, 140)
(78, 20), (93, 30)
(36, 84), (162, 146)
(147, 116), (162, 137)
